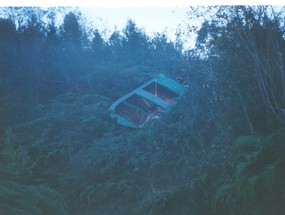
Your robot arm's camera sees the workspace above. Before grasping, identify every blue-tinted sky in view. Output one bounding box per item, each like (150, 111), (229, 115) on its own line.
(0, 0), (276, 7)
(80, 7), (191, 42)
(1, 0), (276, 49)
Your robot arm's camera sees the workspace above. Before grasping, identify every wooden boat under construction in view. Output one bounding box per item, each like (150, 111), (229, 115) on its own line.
(109, 74), (186, 128)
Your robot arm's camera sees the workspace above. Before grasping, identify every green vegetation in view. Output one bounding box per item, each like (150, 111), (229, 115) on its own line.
(1, 6), (285, 215)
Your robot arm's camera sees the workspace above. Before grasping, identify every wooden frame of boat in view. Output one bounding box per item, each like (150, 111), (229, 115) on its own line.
(109, 74), (186, 128)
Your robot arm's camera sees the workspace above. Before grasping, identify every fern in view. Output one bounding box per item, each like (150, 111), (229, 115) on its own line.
(245, 175), (259, 207)
(211, 183), (233, 213)
(79, 184), (97, 207)
(8, 208), (33, 215)
(0, 179), (68, 215)
(234, 135), (260, 146)
(79, 182), (117, 207)
(226, 131), (285, 215)
(260, 162), (278, 191)
(235, 162), (247, 176)
(283, 183), (285, 202)
(79, 180), (133, 208)
(234, 135), (268, 155)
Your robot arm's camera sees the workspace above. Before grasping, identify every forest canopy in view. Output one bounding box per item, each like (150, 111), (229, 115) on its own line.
(1, 6), (285, 215)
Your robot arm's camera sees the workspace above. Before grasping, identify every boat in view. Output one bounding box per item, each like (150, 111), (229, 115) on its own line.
(109, 74), (186, 128)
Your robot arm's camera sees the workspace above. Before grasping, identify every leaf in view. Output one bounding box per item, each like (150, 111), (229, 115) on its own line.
(211, 183), (233, 212)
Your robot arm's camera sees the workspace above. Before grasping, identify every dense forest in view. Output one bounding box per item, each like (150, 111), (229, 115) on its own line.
(1, 6), (285, 215)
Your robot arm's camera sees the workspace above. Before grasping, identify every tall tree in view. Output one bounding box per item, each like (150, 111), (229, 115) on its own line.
(0, 18), (17, 85)
(191, 6), (285, 134)
(235, 6), (285, 124)
(59, 11), (85, 92)
(122, 19), (150, 66)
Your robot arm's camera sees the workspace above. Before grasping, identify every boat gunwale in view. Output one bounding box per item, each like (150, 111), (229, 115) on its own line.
(109, 74), (186, 128)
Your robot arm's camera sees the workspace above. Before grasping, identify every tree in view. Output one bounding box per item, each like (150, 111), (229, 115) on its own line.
(59, 11), (86, 92)
(150, 32), (183, 76)
(0, 18), (17, 86)
(191, 6), (285, 134)
(122, 19), (150, 66)
(91, 29), (106, 61)
(235, 6), (285, 125)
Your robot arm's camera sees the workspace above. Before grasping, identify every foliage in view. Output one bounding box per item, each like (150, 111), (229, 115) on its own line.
(211, 130), (285, 215)
(0, 179), (68, 215)
(0, 5), (285, 215)
(0, 128), (68, 215)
